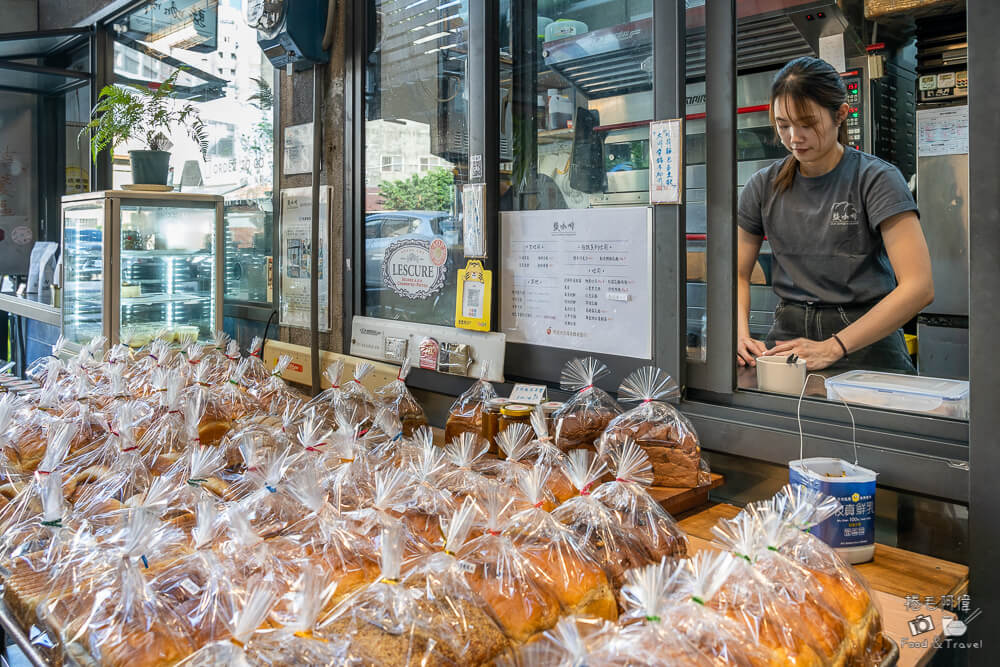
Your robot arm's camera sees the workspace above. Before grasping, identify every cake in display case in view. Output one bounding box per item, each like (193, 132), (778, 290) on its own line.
(61, 190), (223, 349)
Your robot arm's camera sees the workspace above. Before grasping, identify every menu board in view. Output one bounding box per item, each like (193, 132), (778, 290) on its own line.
(500, 207), (652, 358)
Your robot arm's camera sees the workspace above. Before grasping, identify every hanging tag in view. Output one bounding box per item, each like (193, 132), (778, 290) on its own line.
(455, 260), (492, 332)
(462, 183), (486, 257)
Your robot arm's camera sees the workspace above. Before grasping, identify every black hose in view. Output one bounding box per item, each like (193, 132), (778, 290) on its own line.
(261, 308), (278, 359)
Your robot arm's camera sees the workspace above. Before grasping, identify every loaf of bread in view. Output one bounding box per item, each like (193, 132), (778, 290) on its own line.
(523, 544), (618, 621)
(605, 411), (701, 488)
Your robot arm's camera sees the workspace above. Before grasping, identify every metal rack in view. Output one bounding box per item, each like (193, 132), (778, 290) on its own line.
(0, 600), (50, 667)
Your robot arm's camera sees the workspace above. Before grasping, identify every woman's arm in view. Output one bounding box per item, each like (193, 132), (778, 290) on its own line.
(737, 228), (768, 366)
(766, 211), (934, 369)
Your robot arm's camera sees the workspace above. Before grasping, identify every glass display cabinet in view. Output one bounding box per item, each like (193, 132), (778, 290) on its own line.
(61, 190), (223, 348)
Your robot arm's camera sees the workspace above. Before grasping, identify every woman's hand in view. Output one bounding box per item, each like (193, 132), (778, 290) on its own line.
(737, 336), (768, 367)
(764, 338), (844, 370)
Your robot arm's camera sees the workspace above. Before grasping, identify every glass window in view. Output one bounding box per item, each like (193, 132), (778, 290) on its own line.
(726, 5), (969, 420)
(109, 0), (274, 306)
(363, 0), (467, 327)
(500, 1), (654, 213)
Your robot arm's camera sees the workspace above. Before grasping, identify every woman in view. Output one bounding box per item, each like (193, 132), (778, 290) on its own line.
(737, 57), (934, 373)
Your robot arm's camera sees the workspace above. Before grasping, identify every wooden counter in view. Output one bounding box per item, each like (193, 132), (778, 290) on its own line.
(679, 503), (970, 667)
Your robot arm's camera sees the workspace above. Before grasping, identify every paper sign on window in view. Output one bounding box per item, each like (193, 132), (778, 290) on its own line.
(650, 118), (683, 205)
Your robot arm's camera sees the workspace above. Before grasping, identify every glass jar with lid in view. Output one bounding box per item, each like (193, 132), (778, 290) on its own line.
(483, 397), (510, 451)
(499, 404), (534, 443)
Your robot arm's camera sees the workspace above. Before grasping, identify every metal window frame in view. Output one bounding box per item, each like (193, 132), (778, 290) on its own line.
(678, 0), (972, 504)
(967, 0), (999, 654)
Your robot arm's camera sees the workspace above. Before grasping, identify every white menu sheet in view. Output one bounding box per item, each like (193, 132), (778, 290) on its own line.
(917, 106), (969, 157)
(500, 207), (652, 358)
(279, 186), (331, 331)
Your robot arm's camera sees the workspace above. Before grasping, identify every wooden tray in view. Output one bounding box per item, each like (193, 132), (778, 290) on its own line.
(649, 473), (725, 516)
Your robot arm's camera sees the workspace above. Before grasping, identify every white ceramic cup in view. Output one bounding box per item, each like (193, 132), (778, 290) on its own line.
(756, 354), (807, 394)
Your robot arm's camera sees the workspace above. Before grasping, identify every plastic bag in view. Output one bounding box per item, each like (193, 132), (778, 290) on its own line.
(456, 483), (561, 643)
(255, 354), (310, 416)
(438, 432), (493, 502)
(302, 360), (345, 427)
(769, 484), (887, 665)
(375, 360), (428, 437)
(54, 509), (196, 667)
(25, 336), (67, 384)
(395, 435), (458, 549)
(497, 615), (623, 667)
(590, 438), (688, 561)
(319, 521), (504, 665)
(243, 336), (271, 388)
(444, 361), (497, 443)
(551, 357), (622, 451)
(246, 568), (355, 665)
(173, 580), (277, 666)
(711, 509), (854, 665)
(340, 362), (380, 431)
(508, 465), (618, 621)
(215, 356), (254, 423)
(617, 551), (773, 666)
(602, 366), (703, 488)
(551, 449), (654, 589)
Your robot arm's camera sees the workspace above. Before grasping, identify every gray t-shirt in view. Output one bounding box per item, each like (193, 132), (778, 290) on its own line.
(738, 147), (918, 305)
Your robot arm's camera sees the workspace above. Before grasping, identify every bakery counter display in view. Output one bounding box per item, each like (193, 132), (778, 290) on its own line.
(0, 334), (894, 666)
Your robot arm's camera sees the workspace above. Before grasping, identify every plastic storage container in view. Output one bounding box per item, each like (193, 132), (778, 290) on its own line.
(825, 370), (969, 419)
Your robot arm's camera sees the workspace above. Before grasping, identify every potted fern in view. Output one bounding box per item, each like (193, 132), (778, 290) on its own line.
(80, 68), (208, 187)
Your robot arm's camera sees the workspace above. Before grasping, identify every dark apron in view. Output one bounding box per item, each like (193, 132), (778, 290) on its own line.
(766, 300), (916, 374)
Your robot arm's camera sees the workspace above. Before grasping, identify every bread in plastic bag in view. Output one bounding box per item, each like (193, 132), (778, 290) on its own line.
(455, 483), (561, 643)
(550, 449), (655, 589)
(590, 438), (688, 561)
(617, 551), (775, 666)
(711, 510), (854, 665)
(376, 359), (429, 437)
(508, 465), (618, 621)
(173, 579), (277, 666)
(319, 520), (505, 665)
(444, 362), (497, 444)
(603, 366), (702, 488)
(551, 357), (622, 451)
(768, 484), (887, 665)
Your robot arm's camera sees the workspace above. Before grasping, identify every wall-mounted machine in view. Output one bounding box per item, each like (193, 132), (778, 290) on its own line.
(249, 0), (331, 71)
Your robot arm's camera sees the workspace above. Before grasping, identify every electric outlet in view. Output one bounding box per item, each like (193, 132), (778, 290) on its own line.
(262, 340), (399, 391)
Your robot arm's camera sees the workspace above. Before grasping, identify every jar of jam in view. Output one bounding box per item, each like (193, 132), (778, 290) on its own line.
(499, 404), (533, 442)
(482, 397), (510, 451)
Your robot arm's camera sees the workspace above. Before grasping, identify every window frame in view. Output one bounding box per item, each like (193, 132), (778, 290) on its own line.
(343, 0), (975, 504)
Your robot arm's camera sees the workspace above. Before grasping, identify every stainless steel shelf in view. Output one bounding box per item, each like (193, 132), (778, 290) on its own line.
(120, 293), (212, 305)
(0, 293), (61, 327)
(121, 249), (212, 257)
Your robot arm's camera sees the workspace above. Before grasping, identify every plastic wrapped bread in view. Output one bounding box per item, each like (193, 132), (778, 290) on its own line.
(768, 485), (887, 665)
(444, 362), (497, 443)
(320, 521), (507, 666)
(242, 336), (271, 388)
(710, 511), (853, 665)
(255, 353), (310, 416)
(508, 465), (618, 621)
(245, 568), (355, 666)
(551, 449), (654, 589)
(551, 358), (622, 451)
(340, 361), (380, 431)
(376, 359), (428, 437)
(173, 581), (277, 666)
(438, 432), (494, 502)
(456, 483), (561, 643)
(590, 438), (688, 562)
(616, 552), (775, 666)
(602, 366), (702, 488)
(302, 360), (346, 427)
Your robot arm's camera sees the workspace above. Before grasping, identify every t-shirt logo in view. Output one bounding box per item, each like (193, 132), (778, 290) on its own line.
(831, 201), (859, 225)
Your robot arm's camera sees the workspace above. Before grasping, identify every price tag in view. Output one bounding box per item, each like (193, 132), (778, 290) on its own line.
(455, 260), (492, 332)
(509, 383), (547, 406)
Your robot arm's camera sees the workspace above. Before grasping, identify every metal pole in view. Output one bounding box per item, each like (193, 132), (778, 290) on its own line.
(310, 64), (322, 395)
